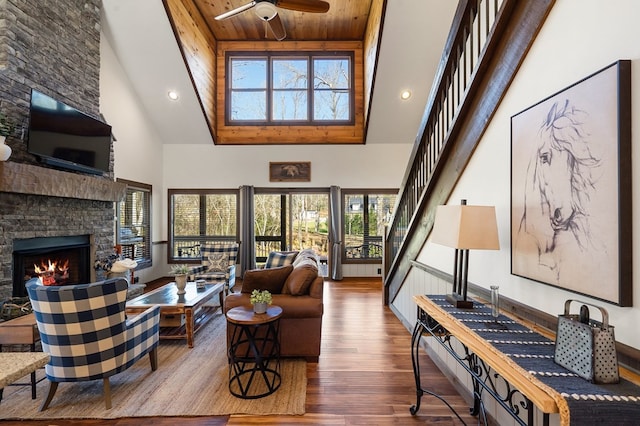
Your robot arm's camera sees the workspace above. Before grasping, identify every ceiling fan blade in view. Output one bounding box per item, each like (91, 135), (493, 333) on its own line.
(215, 1), (257, 20)
(268, 13), (287, 41)
(275, 0), (330, 14)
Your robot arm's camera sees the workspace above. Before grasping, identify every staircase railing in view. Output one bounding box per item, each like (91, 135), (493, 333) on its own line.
(383, 0), (555, 303)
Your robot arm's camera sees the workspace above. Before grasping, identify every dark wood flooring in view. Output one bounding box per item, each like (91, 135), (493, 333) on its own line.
(0, 278), (475, 425)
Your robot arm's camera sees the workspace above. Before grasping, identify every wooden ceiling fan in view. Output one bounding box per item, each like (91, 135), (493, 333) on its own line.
(215, 0), (330, 41)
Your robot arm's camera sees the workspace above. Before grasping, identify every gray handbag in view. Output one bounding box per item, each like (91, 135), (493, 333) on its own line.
(554, 299), (619, 384)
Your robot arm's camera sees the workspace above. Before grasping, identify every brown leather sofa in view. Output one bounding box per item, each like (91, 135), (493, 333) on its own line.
(224, 251), (324, 362)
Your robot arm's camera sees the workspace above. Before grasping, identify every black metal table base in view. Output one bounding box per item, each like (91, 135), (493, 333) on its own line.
(0, 342), (45, 403)
(228, 319), (281, 399)
(410, 307), (549, 426)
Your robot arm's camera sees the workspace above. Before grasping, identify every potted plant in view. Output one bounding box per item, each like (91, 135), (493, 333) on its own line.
(0, 112), (14, 161)
(250, 289), (272, 314)
(170, 264), (191, 295)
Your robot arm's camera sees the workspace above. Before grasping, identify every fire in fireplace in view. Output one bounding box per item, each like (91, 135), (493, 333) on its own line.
(32, 258), (70, 285)
(13, 235), (91, 297)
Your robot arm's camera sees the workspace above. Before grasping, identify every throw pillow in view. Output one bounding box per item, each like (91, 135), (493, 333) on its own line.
(292, 248), (317, 267)
(292, 256), (318, 271)
(283, 264), (318, 296)
(206, 253), (227, 272)
(265, 251), (298, 269)
(241, 265), (293, 295)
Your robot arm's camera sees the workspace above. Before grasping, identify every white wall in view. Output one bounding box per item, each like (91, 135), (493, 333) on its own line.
(391, 3), (640, 423)
(99, 33), (168, 285)
(161, 141), (411, 278)
(395, 0), (640, 351)
(100, 30), (414, 281)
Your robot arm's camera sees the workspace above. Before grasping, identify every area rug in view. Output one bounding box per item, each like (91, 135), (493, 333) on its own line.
(0, 313), (306, 419)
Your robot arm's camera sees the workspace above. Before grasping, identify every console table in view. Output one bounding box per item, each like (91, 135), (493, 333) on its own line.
(411, 295), (640, 426)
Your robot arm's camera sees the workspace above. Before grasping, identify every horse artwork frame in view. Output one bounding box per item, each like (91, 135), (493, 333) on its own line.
(510, 60), (632, 306)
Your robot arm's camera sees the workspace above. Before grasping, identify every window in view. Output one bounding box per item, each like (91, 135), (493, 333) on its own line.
(117, 180), (152, 269)
(254, 190), (329, 263)
(343, 190), (397, 263)
(169, 189), (239, 262)
(227, 52), (353, 125)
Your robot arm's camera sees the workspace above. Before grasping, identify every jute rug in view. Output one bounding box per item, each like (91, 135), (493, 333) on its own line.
(0, 312), (306, 419)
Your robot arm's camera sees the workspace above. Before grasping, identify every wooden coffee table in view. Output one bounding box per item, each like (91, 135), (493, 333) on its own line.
(126, 281), (224, 348)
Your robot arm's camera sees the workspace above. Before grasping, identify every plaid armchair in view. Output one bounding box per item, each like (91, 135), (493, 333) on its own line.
(26, 277), (160, 411)
(188, 242), (239, 293)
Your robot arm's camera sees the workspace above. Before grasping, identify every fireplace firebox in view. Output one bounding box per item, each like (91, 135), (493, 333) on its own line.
(13, 235), (91, 297)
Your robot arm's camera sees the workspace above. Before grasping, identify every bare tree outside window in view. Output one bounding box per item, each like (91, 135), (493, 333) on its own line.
(228, 52), (353, 125)
(169, 191), (238, 261)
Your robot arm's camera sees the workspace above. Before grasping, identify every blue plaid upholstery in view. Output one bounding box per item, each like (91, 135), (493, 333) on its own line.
(188, 242), (239, 293)
(265, 251), (298, 268)
(26, 277), (160, 410)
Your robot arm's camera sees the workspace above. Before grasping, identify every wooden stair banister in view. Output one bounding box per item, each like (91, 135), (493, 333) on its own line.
(383, 0), (555, 304)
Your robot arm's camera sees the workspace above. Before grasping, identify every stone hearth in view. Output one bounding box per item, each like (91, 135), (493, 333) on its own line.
(0, 163), (126, 299)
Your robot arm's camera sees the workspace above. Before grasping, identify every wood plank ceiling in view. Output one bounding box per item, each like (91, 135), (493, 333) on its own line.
(165, 0), (379, 145)
(194, 0), (373, 41)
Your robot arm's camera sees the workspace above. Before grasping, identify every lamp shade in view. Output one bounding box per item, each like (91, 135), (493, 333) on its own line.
(431, 204), (500, 250)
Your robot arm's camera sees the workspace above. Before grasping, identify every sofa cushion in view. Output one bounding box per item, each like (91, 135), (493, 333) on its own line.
(241, 265), (293, 294)
(271, 294), (323, 318)
(283, 264), (318, 296)
(265, 251), (298, 268)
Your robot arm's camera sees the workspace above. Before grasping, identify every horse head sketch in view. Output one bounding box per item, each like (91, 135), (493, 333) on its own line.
(518, 99), (601, 278)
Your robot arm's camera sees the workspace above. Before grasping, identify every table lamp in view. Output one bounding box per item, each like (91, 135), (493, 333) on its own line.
(431, 199), (500, 309)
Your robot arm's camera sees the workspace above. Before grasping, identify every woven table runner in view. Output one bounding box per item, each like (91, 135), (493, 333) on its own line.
(427, 295), (640, 425)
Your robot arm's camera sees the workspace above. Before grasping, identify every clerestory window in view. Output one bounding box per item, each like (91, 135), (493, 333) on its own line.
(226, 51), (354, 125)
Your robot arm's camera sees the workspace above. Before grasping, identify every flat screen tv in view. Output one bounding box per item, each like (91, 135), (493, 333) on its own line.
(28, 89), (112, 176)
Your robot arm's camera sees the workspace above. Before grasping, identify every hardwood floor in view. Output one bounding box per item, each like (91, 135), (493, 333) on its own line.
(1, 278), (476, 425)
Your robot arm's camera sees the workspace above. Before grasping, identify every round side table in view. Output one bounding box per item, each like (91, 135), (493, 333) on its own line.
(226, 305), (283, 399)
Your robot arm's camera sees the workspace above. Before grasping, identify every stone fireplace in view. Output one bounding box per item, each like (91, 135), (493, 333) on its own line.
(0, 0), (121, 300)
(12, 235), (92, 297)
(0, 163), (127, 300)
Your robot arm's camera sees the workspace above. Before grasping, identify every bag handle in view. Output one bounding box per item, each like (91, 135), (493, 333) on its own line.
(563, 299), (609, 328)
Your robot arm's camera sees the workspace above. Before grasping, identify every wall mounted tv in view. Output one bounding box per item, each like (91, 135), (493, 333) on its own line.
(28, 89), (112, 176)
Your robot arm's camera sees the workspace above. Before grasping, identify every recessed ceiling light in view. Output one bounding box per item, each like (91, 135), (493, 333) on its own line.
(400, 90), (412, 100)
(167, 90), (179, 101)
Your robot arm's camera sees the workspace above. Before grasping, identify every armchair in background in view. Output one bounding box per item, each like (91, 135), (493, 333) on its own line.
(188, 242), (239, 294)
(26, 277), (160, 410)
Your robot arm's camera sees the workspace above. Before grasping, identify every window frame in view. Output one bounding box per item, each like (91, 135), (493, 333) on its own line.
(116, 179), (152, 270)
(168, 188), (240, 264)
(254, 187), (330, 264)
(225, 51), (355, 126)
(342, 189), (398, 264)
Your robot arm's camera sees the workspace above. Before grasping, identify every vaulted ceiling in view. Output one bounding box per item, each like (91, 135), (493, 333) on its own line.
(196, 0), (373, 41)
(100, 0), (457, 146)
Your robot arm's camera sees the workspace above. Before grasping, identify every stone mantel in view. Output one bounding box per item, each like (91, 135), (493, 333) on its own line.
(0, 161), (126, 202)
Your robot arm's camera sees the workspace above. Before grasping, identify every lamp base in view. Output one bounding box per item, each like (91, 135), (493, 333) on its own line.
(446, 293), (474, 309)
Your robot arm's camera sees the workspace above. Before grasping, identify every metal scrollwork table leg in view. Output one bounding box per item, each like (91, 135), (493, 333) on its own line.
(410, 311), (468, 424)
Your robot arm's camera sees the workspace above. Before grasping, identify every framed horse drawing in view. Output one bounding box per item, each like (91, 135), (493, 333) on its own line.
(510, 60), (632, 306)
